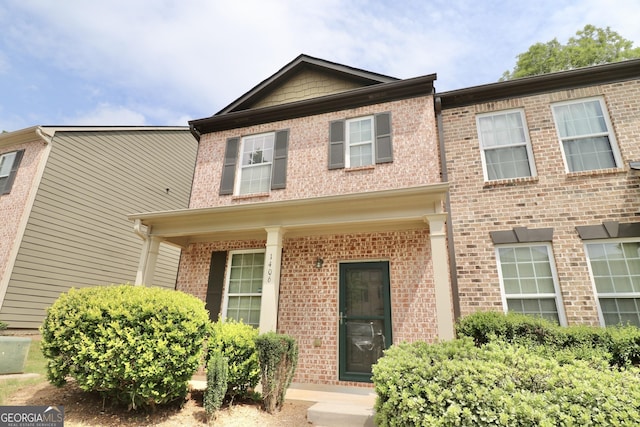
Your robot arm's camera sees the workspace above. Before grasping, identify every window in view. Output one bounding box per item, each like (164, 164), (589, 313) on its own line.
(586, 240), (640, 327)
(346, 116), (374, 167)
(477, 109), (535, 180)
(223, 250), (264, 327)
(496, 244), (565, 324)
(239, 132), (274, 195)
(329, 112), (392, 169)
(552, 97), (620, 172)
(219, 130), (289, 196)
(0, 150), (24, 195)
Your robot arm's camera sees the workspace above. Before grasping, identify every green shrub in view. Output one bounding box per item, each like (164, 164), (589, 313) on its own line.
(204, 353), (228, 420)
(40, 284), (210, 409)
(255, 332), (298, 414)
(0, 321), (7, 331)
(456, 311), (640, 367)
(207, 319), (260, 399)
(372, 338), (640, 426)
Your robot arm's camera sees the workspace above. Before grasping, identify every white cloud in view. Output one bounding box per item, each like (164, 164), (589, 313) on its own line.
(67, 103), (146, 126)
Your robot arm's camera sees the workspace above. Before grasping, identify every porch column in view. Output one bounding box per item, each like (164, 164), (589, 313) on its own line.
(259, 226), (285, 333)
(135, 236), (161, 286)
(424, 213), (455, 340)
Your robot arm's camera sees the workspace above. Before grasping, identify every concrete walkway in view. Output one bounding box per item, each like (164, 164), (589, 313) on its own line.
(190, 378), (376, 426)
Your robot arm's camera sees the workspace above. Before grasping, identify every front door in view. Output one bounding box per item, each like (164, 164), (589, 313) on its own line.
(339, 261), (392, 382)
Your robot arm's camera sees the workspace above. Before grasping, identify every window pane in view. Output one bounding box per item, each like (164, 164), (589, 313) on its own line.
(485, 146), (531, 180)
(507, 298), (560, 323)
(227, 252), (264, 327)
(599, 298), (640, 327)
(0, 152), (16, 177)
(347, 117), (374, 167)
(239, 133), (274, 195)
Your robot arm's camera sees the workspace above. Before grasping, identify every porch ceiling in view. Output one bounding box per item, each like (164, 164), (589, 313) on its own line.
(128, 183), (449, 246)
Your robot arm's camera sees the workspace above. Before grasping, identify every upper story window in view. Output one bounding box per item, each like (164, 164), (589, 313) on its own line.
(239, 132), (275, 195)
(496, 243), (566, 325)
(329, 112), (392, 169)
(476, 109), (535, 181)
(585, 239), (640, 327)
(219, 130), (289, 196)
(346, 116), (374, 167)
(0, 150), (25, 195)
(551, 97), (621, 173)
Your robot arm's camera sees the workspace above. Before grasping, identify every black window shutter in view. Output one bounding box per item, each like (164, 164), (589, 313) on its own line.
(206, 251), (227, 322)
(219, 137), (239, 195)
(375, 112), (393, 164)
(271, 129), (289, 190)
(328, 120), (345, 169)
(0, 150), (25, 195)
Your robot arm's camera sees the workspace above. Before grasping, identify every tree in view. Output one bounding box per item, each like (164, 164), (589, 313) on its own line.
(501, 25), (640, 80)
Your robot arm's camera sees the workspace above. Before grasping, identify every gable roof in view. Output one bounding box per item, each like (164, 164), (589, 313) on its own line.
(217, 54), (399, 115)
(190, 55), (435, 137)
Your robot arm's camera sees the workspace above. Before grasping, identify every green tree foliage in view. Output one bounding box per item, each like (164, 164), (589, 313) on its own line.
(501, 25), (640, 80)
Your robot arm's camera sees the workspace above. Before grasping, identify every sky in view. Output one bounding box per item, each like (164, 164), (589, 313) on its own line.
(1, 0), (639, 132)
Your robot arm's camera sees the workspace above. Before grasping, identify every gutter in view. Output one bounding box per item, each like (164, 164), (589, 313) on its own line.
(435, 96), (461, 323)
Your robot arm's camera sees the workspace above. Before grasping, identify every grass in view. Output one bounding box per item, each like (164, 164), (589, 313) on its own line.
(0, 339), (48, 405)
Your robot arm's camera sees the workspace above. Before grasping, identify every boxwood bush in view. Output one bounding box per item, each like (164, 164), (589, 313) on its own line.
(372, 338), (640, 426)
(456, 311), (640, 367)
(40, 284), (210, 409)
(207, 318), (260, 399)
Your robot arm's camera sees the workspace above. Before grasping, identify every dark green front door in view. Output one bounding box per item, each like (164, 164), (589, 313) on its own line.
(339, 261), (392, 382)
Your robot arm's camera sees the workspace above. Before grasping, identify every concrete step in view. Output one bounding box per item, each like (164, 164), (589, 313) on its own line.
(307, 401), (375, 427)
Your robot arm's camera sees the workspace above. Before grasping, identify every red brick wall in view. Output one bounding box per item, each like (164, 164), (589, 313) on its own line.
(0, 141), (47, 282)
(176, 228), (437, 386)
(442, 80), (640, 325)
(190, 96), (439, 208)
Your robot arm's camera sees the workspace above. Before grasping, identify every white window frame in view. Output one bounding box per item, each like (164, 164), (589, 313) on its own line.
(476, 108), (536, 181)
(0, 151), (17, 178)
(236, 132), (275, 195)
(496, 243), (567, 325)
(551, 96), (622, 173)
(221, 249), (265, 327)
(584, 238), (640, 327)
(346, 115), (374, 168)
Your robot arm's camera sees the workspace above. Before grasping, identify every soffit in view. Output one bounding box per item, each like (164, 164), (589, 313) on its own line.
(128, 184), (449, 246)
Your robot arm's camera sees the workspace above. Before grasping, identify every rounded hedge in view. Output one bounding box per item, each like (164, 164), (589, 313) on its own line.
(40, 284), (210, 409)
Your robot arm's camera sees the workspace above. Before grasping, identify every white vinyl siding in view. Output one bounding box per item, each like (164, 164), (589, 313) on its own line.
(477, 109), (535, 181)
(0, 130), (197, 328)
(222, 250), (265, 327)
(586, 240), (640, 327)
(497, 244), (566, 325)
(552, 97), (621, 172)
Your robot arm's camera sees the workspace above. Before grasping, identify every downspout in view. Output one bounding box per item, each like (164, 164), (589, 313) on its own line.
(435, 96), (461, 322)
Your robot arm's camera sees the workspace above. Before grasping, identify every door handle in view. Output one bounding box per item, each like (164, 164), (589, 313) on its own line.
(339, 312), (345, 325)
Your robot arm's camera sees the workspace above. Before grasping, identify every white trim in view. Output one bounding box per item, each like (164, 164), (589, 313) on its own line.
(235, 131), (275, 196)
(495, 242), (567, 326)
(476, 108), (536, 182)
(551, 96), (622, 173)
(345, 115), (374, 168)
(221, 249), (266, 327)
(583, 237), (640, 326)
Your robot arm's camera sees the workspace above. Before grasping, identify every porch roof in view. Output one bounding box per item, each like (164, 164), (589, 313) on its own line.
(128, 183), (449, 247)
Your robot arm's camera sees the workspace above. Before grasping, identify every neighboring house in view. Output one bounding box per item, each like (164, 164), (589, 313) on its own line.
(129, 54), (454, 386)
(439, 59), (640, 328)
(0, 126), (198, 329)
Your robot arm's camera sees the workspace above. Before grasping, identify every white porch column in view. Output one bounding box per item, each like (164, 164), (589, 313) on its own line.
(259, 227), (285, 333)
(424, 213), (455, 340)
(135, 236), (161, 286)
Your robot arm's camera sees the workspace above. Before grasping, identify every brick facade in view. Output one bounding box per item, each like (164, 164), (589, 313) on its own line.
(177, 228), (437, 386)
(190, 96), (439, 208)
(0, 140), (46, 282)
(442, 79), (640, 325)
